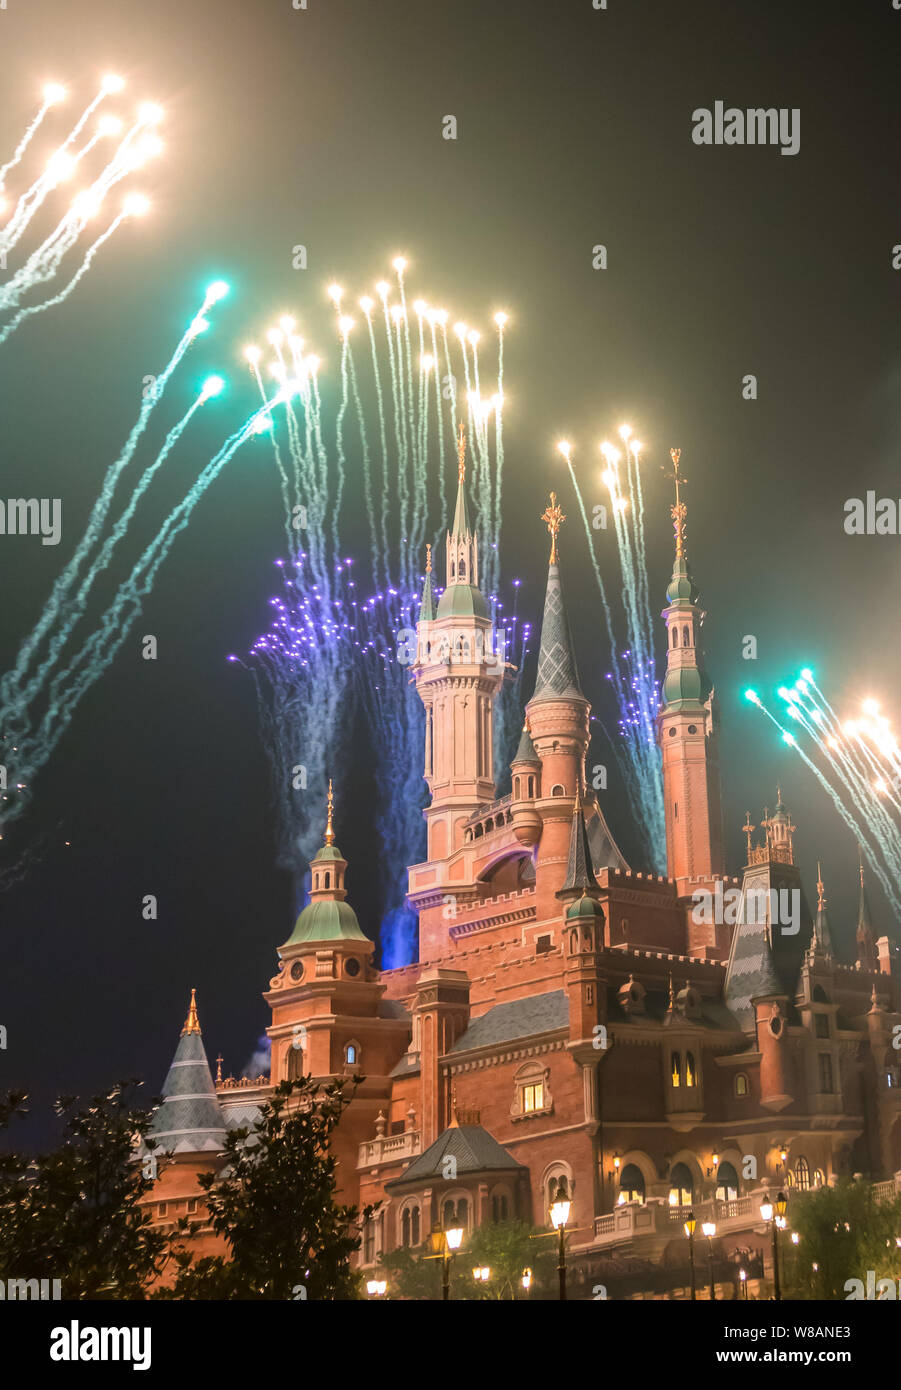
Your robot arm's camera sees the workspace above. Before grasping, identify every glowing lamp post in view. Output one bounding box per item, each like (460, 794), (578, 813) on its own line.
(472, 1266), (491, 1286)
(429, 1225), (463, 1301)
(549, 1177), (572, 1302)
(702, 1220), (717, 1301)
(739, 1267), (748, 1300)
(760, 1192), (787, 1300)
(521, 1267), (533, 1296)
(683, 1211), (697, 1301)
(366, 1278), (387, 1299)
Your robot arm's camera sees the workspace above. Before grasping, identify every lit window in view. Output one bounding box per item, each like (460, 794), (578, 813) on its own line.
(345, 1043), (358, 1065)
(734, 1072), (748, 1097)
(522, 1082), (544, 1114)
(685, 1052), (696, 1088)
(795, 1157), (811, 1191)
(671, 1053), (681, 1088)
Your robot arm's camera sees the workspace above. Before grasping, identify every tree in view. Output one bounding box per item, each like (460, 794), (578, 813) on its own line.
(168, 1076), (365, 1300)
(0, 1080), (174, 1299)
(785, 1180), (901, 1299)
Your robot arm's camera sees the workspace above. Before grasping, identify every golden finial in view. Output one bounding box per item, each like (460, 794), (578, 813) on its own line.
(457, 419), (466, 484)
(215, 1054), (223, 1085)
(743, 811), (756, 859)
(181, 988), (200, 1036)
(325, 778), (335, 846)
(816, 861), (826, 912)
(664, 446), (688, 559)
(667, 973), (675, 1011)
(425, 542), (432, 574)
(541, 491), (566, 564)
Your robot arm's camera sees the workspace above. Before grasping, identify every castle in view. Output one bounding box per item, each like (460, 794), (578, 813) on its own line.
(144, 433), (901, 1294)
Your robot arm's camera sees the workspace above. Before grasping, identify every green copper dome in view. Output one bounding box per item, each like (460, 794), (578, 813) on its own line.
(312, 844), (344, 862)
(566, 893), (604, 921)
(436, 584), (489, 620)
(284, 898), (369, 946)
(662, 665), (712, 707)
(666, 558), (700, 605)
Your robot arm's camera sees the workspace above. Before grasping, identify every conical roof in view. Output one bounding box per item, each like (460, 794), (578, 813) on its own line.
(512, 724), (538, 764)
(531, 560), (584, 702)
(146, 992), (227, 1156)
(420, 545), (436, 621)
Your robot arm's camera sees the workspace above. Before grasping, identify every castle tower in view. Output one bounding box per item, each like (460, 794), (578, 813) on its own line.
(412, 424), (505, 863)
(657, 449), (725, 895)
(264, 785), (409, 1198)
(857, 849), (879, 971)
(526, 493), (592, 917)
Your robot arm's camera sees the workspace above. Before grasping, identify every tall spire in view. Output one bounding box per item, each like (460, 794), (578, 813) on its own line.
(663, 446), (700, 605)
(557, 784), (598, 897)
(857, 846), (878, 969)
(812, 861), (835, 957)
(325, 777), (335, 846)
(146, 992), (227, 1155)
(532, 492), (583, 701)
(181, 987), (201, 1036)
(438, 418), (484, 613)
(420, 543), (435, 621)
(450, 419), (473, 541)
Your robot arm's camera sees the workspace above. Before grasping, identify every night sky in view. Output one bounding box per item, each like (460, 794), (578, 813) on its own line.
(3, 0), (901, 1145)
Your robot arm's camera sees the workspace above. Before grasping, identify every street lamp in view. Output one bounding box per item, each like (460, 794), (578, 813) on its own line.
(549, 1177), (572, 1302)
(739, 1267), (748, 1300)
(473, 1265), (491, 1284)
(521, 1267), (533, 1296)
(366, 1278), (387, 1298)
(760, 1192), (787, 1300)
(702, 1220), (717, 1301)
(683, 1210), (697, 1301)
(429, 1225), (464, 1301)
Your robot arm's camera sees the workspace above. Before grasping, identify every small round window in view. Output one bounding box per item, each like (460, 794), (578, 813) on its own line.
(687, 724), (698, 734)
(344, 957), (361, 978)
(668, 727), (677, 738)
(290, 960), (304, 981)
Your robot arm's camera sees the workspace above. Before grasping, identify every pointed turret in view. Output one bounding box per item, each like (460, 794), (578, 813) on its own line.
(558, 788), (598, 900)
(146, 990), (227, 1155)
(420, 543), (436, 621)
(812, 862), (835, 958)
(857, 848), (878, 971)
(282, 780), (369, 947)
(531, 493), (584, 702)
(436, 421), (487, 619)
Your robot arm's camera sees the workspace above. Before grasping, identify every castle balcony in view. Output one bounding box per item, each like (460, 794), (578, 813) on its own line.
(591, 1189), (781, 1250)
(358, 1128), (421, 1171)
(463, 794), (513, 843)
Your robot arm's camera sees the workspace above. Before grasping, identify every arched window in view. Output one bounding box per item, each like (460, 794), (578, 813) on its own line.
(683, 625), (690, 647)
(671, 1052), (682, 1088)
(795, 1156), (811, 1191)
(715, 1161), (739, 1202)
(402, 1208), (411, 1247)
(442, 1197), (468, 1230)
(324, 871), (331, 889)
(550, 784), (565, 797)
(814, 1169), (825, 1188)
(514, 776), (521, 798)
(344, 1041), (359, 1066)
(685, 1052), (696, 1088)
(618, 1163), (645, 1204)
(527, 775), (535, 797)
(734, 1073), (749, 1097)
(668, 1163), (693, 1208)
(491, 1191), (510, 1223)
(672, 626), (679, 647)
(411, 1206), (420, 1245)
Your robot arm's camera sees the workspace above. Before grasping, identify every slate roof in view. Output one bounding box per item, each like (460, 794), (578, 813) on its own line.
(560, 800), (597, 895)
(724, 873), (785, 1032)
(389, 1051), (421, 1078)
(513, 724), (538, 763)
(450, 990), (568, 1053)
(379, 998), (411, 1022)
(146, 1027), (227, 1156)
(531, 561), (584, 701)
(606, 986), (742, 1033)
(386, 1124), (526, 1188)
(587, 805), (627, 870)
